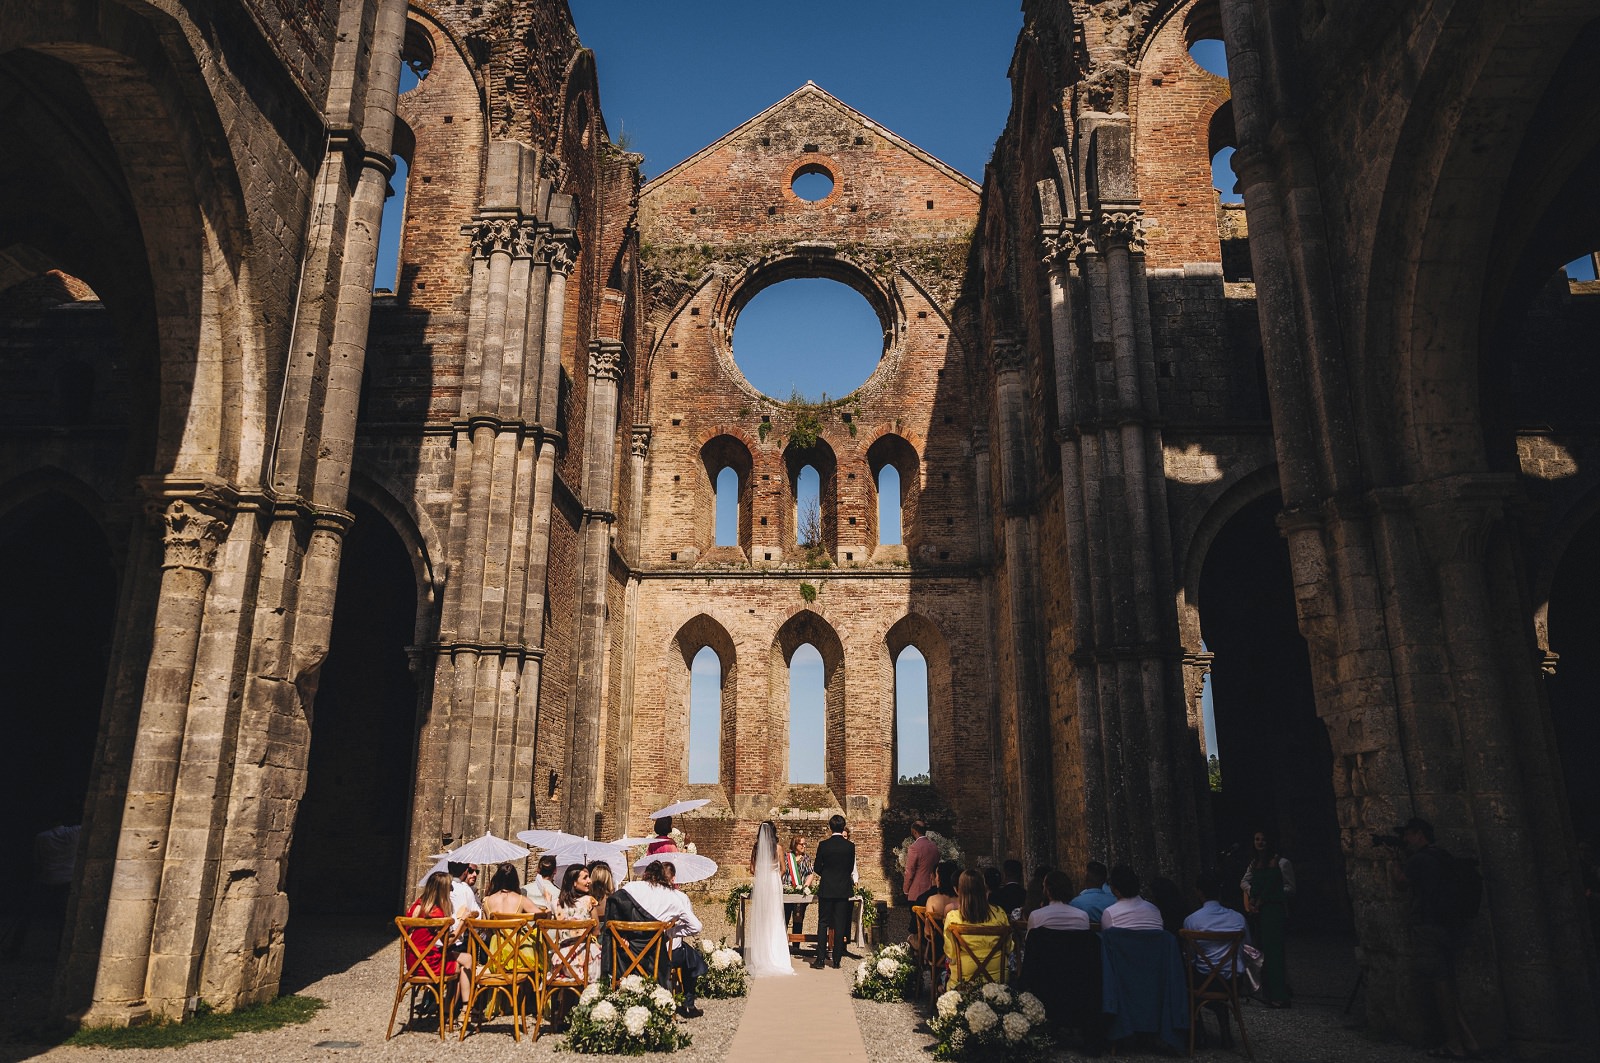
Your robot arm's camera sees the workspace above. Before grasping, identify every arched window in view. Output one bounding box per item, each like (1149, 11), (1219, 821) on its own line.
(789, 643), (826, 783)
(715, 467), (739, 546)
(877, 465), (902, 545)
(688, 647), (722, 783)
(700, 435), (753, 557)
(894, 646), (929, 784)
(796, 465), (820, 547)
(373, 122), (415, 293)
(868, 434), (920, 558)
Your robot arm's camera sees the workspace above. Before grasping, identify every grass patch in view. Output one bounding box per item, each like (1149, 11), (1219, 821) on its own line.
(67, 995), (325, 1049)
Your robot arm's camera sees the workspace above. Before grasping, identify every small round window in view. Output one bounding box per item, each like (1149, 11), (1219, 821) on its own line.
(791, 163), (834, 202)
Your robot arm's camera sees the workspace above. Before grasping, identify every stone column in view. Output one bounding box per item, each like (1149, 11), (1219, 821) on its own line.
(87, 490), (231, 1024)
(612, 426), (650, 832)
(414, 155), (576, 867)
(990, 335), (1055, 873)
(566, 340), (625, 836)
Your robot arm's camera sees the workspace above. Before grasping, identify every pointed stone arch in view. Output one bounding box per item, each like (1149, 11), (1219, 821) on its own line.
(668, 614), (738, 797)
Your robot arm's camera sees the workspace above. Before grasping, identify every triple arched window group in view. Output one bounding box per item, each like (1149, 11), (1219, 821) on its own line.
(702, 433), (921, 561)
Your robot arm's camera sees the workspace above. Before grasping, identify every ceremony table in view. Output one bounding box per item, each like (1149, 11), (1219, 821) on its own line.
(735, 892), (867, 948)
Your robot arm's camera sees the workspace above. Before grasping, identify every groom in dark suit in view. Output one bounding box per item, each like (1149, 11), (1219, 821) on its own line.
(809, 814), (856, 968)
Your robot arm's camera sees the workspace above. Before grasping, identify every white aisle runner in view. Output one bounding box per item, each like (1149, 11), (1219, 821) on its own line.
(723, 963), (870, 1062)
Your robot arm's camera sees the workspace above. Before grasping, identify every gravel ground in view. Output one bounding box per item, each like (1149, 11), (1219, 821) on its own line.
(2, 905), (1586, 1062)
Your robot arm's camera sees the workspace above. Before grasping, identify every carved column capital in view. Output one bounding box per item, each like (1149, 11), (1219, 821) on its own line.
(1094, 209), (1146, 253)
(1040, 225), (1078, 268)
(152, 497), (232, 574)
(631, 424), (652, 459)
(588, 340), (625, 382)
(992, 333), (1027, 376)
(541, 229), (580, 277)
(464, 216), (520, 259)
(1404, 473), (1517, 566)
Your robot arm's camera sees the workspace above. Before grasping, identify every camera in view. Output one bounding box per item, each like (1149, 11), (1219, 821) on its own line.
(1370, 833), (1405, 848)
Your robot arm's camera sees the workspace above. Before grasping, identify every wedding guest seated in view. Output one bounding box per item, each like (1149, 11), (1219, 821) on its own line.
(926, 861), (961, 924)
(482, 862), (540, 918)
(478, 863), (540, 994)
(1027, 870), (1090, 933)
(943, 869), (1012, 985)
(647, 817), (678, 855)
(446, 862), (481, 970)
(586, 862), (615, 920)
(993, 859), (1027, 916)
(1183, 871), (1248, 970)
(406, 871), (469, 1014)
(1182, 869), (1250, 1048)
(524, 854), (559, 911)
(1101, 865), (1165, 930)
(554, 865), (600, 980)
(1069, 861), (1115, 923)
(622, 860), (707, 1017)
(909, 860), (960, 954)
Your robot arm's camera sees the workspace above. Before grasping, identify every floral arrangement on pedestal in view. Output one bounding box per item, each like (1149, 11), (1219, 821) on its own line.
(928, 982), (1050, 1062)
(696, 938), (748, 998)
(850, 942), (914, 1002)
(852, 884), (879, 934)
(667, 827), (697, 854)
(563, 976), (691, 1054)
(723, 884), (751, 926)
(890, 830), (964, 873)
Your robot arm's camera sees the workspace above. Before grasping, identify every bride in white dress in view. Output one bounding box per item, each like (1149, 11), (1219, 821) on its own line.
(744, 820), (795, 977)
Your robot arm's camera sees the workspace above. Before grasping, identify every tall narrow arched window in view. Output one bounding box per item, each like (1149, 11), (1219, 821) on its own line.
(795, 465), (820, 547)
(877, 465), (902, 545)
(714, 467), (739, 546)
(373, 154), (409, 293)
(895, 646), (929, 784)
(688, 646), (722, 783)
(789, 643), (825, 783)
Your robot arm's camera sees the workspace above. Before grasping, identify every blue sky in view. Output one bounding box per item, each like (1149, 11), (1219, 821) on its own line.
(566, 1), (1023, 184)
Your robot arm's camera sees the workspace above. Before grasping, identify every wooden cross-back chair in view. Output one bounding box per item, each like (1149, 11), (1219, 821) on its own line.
(388, 916), (457, 1040)
(604, 920), (670, 986)
(458, 915), (541, 1041)
(536, 917), (597, 1028)
(947, 923), (1010, 988)
(1177, 929), (1253, 1059)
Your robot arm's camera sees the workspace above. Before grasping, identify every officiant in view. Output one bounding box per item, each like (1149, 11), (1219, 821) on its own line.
(782, 835), (812, 948)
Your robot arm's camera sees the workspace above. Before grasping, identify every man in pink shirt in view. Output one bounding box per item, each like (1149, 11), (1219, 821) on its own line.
(902, 820), (939, 903)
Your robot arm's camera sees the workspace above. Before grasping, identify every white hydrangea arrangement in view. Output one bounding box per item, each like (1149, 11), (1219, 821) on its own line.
(890, 830), (964, 872)
(695, 937), (749, 999)
(563, 975), (691, 1054)
(928, 982), (1051, 1061)
(668, 827), (697, 854)
(850, 942), (916, 1003)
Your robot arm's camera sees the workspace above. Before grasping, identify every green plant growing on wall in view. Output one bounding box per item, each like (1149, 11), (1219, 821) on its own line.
(785, 388), (831, 449)
(799, 581), (817, 604)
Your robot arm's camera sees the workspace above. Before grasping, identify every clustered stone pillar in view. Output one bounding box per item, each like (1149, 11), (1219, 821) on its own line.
(1037, 127), (1198, 880)
(988, 335), (1055, 873)
(566, 340), (626, 836)
(1221, 0), (1593, 1044)
(413, 143), (578, 864)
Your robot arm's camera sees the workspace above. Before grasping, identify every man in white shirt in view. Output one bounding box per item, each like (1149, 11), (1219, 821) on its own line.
(1027, 870), (1091, 932)
(446, 862), (481, 967)
(622, 860), (707, 1017)
(1099, 865), (1165, 930)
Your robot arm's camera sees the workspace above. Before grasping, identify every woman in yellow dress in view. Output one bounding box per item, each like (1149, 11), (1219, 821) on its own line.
(942, 869), (1011, 985)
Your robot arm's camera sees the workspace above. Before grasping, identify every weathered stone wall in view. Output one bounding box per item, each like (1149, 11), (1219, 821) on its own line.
(626, 83), (995, 887)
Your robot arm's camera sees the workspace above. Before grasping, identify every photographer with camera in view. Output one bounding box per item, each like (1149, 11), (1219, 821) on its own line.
(1382, 817), (1482, 1060)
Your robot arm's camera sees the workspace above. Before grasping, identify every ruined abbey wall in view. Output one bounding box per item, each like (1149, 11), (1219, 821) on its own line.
(0, 0), (1594, 1049)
